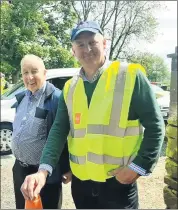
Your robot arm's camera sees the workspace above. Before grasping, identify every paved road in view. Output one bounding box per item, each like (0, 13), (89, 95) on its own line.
(1, 154), (166, 209)
(0, 155), (75, 209)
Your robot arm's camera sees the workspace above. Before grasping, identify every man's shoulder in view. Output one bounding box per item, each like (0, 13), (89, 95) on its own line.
(45, 82), (61, 98)
(11, 90), (27, 108)
(135, 68), (149, 84)
(15, 90), (27, 101)
(51, 86), (61, 100)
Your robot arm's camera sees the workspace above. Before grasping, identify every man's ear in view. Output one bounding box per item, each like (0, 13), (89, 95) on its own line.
(103, 38), (107, 50)
(71, 46), (75, 57)
(44, 69), (47, 76)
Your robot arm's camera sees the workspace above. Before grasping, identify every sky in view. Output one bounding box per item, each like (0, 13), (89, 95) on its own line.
(138, 1), (177, 70)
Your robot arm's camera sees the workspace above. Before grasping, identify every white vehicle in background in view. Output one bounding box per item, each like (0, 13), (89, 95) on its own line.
(0, 68), (80, 155)
(157, 94), (170, 122)
(0, 70), (170, 156)
(151, 84), (170, 122)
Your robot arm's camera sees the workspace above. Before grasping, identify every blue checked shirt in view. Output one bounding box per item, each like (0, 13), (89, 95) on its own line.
(12, 82), (48, 165)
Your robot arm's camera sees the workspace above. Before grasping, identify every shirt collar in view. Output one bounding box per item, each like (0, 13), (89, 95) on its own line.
(79, 58), (112, 83)
(26, 81), (46, 99)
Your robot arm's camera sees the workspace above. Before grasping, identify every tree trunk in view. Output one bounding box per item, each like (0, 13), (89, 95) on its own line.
(12, 71), (20, 84)
(164, 46), (178, 209)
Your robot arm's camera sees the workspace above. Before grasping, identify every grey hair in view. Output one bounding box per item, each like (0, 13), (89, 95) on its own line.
(20, 54), (45, 70)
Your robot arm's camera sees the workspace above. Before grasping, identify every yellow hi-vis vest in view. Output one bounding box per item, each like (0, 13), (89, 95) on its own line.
(1, 77), (7, 94)
(63, 61), (146, 182)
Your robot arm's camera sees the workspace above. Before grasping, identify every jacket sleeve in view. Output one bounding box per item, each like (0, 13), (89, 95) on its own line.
(130, 70), (165, 173)
(59, 142), (70, 174)
(51, 89), (70, 174)
(40, 91), (70, 170)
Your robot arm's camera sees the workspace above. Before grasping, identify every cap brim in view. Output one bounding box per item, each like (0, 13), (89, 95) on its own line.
(71, 28), (100, 41)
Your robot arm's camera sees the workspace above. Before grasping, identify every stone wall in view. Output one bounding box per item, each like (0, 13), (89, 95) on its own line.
(163, 46), (178, 209)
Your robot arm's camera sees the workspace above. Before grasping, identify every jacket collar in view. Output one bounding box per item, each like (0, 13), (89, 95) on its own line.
(12, 82), (55, 107)
(26, 81), (46, 100)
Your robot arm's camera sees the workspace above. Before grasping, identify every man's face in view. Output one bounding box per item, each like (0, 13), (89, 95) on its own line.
(21, 60), (46, 93)
(72, 32), (106, 67)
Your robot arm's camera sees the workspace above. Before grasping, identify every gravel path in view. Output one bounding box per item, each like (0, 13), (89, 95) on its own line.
(1, 142), (167, 209)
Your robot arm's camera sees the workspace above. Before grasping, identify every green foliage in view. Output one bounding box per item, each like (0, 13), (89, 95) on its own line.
(46, 46), (79, 69)
(0, 0), (78, 83)
(71, 1), (163, 60)
(42, 0), (77, 50)
(128, 52), (171, 83)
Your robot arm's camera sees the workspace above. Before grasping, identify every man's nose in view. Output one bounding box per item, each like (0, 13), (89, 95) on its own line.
(28, 73), (34, 80)
(84, 43), (92, 52)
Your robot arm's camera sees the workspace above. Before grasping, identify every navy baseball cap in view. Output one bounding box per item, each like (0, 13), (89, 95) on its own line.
(71, 20), (103, 41)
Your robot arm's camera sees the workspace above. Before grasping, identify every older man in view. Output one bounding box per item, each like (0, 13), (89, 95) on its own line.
(21, 22), (164, 209)
(11, 54), (71, 209)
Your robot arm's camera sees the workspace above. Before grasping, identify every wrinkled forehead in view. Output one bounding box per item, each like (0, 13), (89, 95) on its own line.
(21, 59), (45, 72)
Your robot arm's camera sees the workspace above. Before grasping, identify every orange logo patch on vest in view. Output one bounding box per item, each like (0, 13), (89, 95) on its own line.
(75, 113), (81, 124)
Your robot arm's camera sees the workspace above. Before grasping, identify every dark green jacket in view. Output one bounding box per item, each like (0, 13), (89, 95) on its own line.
(40, 70), (165, 174)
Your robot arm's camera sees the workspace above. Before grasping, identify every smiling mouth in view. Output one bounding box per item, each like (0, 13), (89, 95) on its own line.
(84, 55), (93, 59)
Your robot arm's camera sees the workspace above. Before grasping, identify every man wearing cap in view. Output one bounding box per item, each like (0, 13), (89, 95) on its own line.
(21, 21), (165, 209)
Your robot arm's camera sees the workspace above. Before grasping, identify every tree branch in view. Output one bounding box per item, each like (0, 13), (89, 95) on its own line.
(100, 0), (108, 29)
(110, 12), (127, 59)
(71, 0), (82, 22)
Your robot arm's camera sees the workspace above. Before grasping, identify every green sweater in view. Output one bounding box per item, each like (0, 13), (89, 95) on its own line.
(40, 70), (165, 174)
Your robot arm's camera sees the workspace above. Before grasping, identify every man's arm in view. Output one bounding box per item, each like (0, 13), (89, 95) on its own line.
(108, 70), (165, 183)
(39, 91), (70, 172)
(130, 70), (165, 173)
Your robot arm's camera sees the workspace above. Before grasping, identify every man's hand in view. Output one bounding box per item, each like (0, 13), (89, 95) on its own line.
(21, 170), (48, 200)
(62, 171), (72, 184)
(108, 166), (140, 184)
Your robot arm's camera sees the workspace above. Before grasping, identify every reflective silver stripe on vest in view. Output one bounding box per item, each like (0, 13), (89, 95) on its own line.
(73, 125), (143, 138)
(67, 62), (142, 138)
(74, 129), (86, 138)
(69, 153), (86, 164)
(109, 63), (128, 133)
(66, 75), (80, 137)
(70, 152), (136, 166)
(87, 125), (143, 137)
